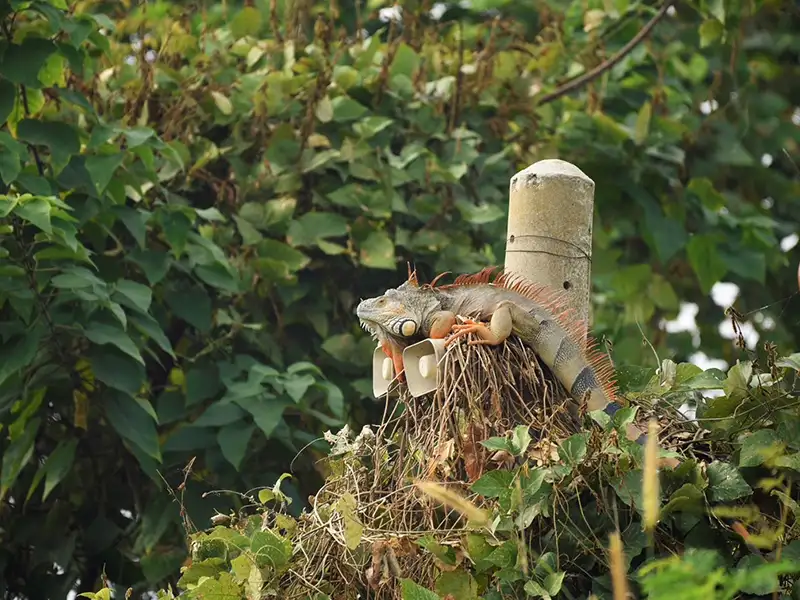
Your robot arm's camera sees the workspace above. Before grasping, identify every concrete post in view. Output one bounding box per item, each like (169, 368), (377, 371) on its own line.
(505, 159), (595, 340)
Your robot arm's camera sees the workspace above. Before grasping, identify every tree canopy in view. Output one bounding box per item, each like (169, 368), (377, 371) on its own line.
(0, 0), (798, 598)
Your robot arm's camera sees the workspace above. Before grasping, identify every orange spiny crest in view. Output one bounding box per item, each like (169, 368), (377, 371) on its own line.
(450, 266), (500, 286)
(406, 262), (420, 287)
(584, 342), (619, 401)
(428, 271), (452, 288)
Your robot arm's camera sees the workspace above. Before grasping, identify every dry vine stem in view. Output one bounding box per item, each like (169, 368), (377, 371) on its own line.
(273, 339), (575, 599)
(278, 337), (697, 599)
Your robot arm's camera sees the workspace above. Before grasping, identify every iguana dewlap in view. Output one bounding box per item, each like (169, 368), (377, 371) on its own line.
(355, 266), (670, 454)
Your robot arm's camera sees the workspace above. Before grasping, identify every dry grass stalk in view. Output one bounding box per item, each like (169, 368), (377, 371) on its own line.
(608, 531), (629, 600)
(643, 418), (661, 534)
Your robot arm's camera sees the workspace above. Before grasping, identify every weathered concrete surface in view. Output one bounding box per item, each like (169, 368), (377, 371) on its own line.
(505, 159), (595, 339)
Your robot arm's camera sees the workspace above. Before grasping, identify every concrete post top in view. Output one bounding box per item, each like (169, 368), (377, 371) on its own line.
(510, 159), (595, 192)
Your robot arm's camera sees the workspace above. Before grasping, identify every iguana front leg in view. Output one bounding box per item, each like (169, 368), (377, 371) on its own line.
(381, 341), (406, 383)
(425, 310), (458, 340)
(445, 305), (513, 347)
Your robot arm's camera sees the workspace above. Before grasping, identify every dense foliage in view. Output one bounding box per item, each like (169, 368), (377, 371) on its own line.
(0, 0), (797, 597)
(87, 354), (800, 600)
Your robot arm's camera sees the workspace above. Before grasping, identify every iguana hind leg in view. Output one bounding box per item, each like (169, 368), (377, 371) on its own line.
(445, 305), (513, 347)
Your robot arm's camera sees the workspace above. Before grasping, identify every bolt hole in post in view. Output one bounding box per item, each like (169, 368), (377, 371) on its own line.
(563, 281), (571, 290)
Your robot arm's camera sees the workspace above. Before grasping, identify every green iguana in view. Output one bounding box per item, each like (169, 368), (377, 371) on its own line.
(356, 266), (654, 446)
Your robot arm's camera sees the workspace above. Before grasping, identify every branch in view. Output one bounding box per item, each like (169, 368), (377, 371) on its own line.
(20, 85), (46, 176)
(535, 0), (676, 107)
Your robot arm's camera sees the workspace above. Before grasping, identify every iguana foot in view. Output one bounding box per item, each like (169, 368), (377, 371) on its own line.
(445, 305), (513, 348)
(446, 322), (502, 347)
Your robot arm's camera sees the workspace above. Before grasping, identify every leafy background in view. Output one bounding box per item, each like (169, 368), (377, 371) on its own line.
(0, 0), (798, 597)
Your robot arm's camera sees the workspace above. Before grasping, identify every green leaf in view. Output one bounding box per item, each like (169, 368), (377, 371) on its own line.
(116, 206), (151, 248)
(390, 44), (421, 78)
(524, 580), (551, 599)
(559, 433), (589, 465)
(699, 18), (723, 47)
(230, 6), (262, 39)
(85, 152), (125, 195)
(686, 234), (727, 294)
(128, 248), (170, 284)
(400, 579), (440, 600)
(17, 119), (80, 166)
(193, 403), (247, 427)
(129, 313), (175, 358)
(777, 353), (800, 372)
(738, 430), (783, 468)
(0, 133), (26, 183)
(186, 366), (222, 406)
(114, 279), (153, 313)
(250, 529), (292, 569)
(681, 369), (726, 390)
(0, 326), (45, 388)
(481, 436), (515, 454)
(660, 483), (704, 517)
(0, 79), (17, 125)
(359, 231), (395, 270)
(634, 190), (687, 262)
(510, 425), (532, 456)
(331, 97), (368, 122)
(90, 347), (146, 396)
(0, 417), (40, 501)
(471, 470), (514, 498)
(41, 439), (78, 501)
(105, 392), (162, 462)
(648, 275), (679, 310)
(435, 571), (478, 600)
(0, 38), (57, 88)
(714, 140), (754, 166)
(84, 322), (144, 365)
(195, 263), (240, 293)
(721, 249), (765, 284)
(218, 422), (255, 470)
(634, 101), (652, 145)
(283, 374), (315, 403)
(706, 460), (752, 502)
(238, 396), (289, 439)
(544, 571), (565, 596)
(14, 196), (52, 233)
(286, 212), (348, 247)
(191, 573), (241, 600)
(164, 287), (213, 333)
(210, 91), (233, 115)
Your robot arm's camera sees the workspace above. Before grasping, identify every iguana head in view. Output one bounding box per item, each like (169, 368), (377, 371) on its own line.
(356, 280), (440, 345)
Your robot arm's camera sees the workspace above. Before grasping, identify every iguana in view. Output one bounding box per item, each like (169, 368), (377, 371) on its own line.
(356, 266), (654, 445)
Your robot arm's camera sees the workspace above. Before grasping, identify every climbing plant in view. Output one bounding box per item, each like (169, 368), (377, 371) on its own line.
(0, 0), (798, 596)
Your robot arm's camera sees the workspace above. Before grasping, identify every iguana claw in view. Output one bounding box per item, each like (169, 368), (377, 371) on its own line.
(446, 320), (496, 347)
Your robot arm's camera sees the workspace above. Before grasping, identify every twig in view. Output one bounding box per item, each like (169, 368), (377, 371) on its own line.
(536, 0), (676, 107)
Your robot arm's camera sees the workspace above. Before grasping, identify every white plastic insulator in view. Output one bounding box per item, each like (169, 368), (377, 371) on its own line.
(382, 357), (394, 381)
(418, 355), (437, 379)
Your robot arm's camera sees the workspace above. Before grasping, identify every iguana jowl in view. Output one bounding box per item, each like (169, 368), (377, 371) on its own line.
(355, 266), (618, 413)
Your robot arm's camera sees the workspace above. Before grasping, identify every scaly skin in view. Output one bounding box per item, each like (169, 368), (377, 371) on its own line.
(357, 267), (617, 411)
(356, 267), (678, 463)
